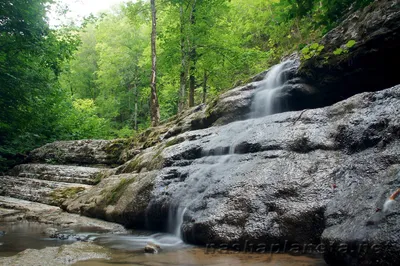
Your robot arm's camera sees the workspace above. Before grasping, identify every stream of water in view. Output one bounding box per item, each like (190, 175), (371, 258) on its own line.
(0, 222), (326, 265)
(168, 60), (297, 240)
(251, 60), (296, 117)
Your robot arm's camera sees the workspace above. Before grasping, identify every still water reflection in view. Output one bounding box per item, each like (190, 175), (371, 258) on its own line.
(0, 222), (326, 266)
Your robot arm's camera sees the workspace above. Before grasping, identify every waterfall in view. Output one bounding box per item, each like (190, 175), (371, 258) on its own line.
(168, 60), (297, 240)
(169, 153), (235, 239)
(251, 60), (296, 117)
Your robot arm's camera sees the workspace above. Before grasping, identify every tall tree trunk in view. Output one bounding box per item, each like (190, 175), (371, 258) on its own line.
(178, 4), (188, 113)
(150, 0), (160, 127)
(134, 100), (138, 131)
(188, 0), (197, 107)
(189, 65), (195, 107)
(132, 82), (138, 131)
(202, 70), (208, 104)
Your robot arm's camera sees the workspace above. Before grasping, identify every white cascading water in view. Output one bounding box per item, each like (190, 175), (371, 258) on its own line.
(251, 60), (295, 117)
(169, 60), (296, 240)
(169, 152), (235, 239)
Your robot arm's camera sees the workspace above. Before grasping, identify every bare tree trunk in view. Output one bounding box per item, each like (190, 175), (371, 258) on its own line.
(202, 70), (208, 104)
(178, 4), (189, 113)
(189, 66), (195, 107)
(134, 101), (138, 131)
(150, 0), (160, 127)
(188, 0), (197, 107)
(133, 82), (138, 131)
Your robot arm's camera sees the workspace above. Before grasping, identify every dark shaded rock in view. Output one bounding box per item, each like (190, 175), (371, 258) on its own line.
(297, 0), (400, 109)
(0, 230), (5, 236)
(322, 167), (400, 266)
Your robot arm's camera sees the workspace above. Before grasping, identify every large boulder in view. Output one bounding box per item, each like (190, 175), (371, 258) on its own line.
(63, 172), (157, 227)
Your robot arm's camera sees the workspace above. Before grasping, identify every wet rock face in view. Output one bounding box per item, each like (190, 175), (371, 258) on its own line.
(149, 86), (399, 264)
(297, 0), (400, 108)
(322, 168), (400, 266)
(65, 85), (400, 266)
(142, 86), (400, 248)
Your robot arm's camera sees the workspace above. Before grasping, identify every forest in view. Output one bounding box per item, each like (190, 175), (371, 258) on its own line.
(0, 0), (373, 171)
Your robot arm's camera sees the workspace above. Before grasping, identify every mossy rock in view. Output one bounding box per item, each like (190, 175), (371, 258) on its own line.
(121, 157), (144, 173)
(165, 137), (185, 148)
(105, 177), (136, 205)
(50, 187), (87, 206)
(103, 139), (129, 160)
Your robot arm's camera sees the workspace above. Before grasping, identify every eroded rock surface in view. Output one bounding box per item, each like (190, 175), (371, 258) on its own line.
(0, 143), (117, 206)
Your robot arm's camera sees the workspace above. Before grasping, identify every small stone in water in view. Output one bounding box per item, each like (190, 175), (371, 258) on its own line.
(144, 242), (161, 254)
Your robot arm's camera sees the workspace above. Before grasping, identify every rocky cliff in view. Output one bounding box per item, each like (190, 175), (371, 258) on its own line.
(2, 1), (400, 266)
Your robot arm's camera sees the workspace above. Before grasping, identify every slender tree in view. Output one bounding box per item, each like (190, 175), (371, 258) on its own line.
(150, 0), (160, 126)
(188, 0), (197, 107)
(178, 3), (189, 113)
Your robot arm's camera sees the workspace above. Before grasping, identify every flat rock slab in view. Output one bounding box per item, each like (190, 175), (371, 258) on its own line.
(9, 164), (105, 185)
(27, 139), (127, 166)
(0, 196), (126, 233)
(0, 176), (92, 206)
(0, 242), (110, 266)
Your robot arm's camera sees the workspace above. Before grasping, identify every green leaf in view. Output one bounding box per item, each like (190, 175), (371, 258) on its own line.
(310, 43), (319, 50)
(301, 47), (310, 54)
(345, 40), (357, 48)
(333, 48), (343, 55)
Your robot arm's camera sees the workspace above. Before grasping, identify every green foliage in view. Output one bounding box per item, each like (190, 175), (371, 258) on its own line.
(0, 0), (80, 171)
(333, 40), (357, 55)
(314, 0), (374, 32)
(333, 48), (345, 55)
(57, 99), (112, 139)
(301, 43), (325, 60)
